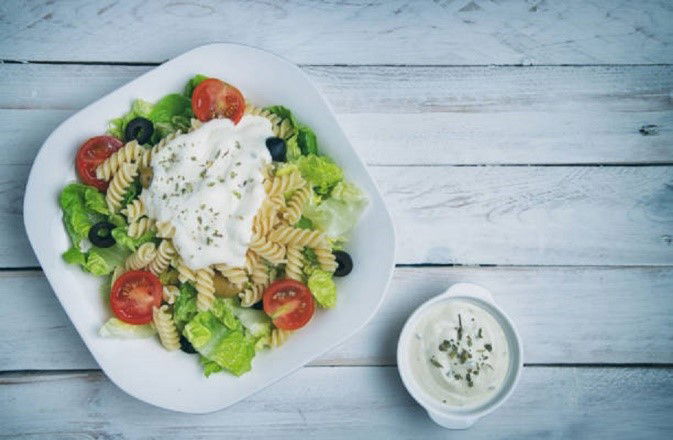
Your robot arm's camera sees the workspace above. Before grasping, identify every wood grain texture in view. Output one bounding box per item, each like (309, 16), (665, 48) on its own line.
(2, 367), (672, 439)
(5, 164), (673, 267)
(2, 63), (673, 165)
(3, 266), (672, 370)
(1, 0), (672, 64)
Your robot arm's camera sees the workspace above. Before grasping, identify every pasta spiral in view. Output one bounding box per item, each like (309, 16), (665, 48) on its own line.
(252, 200), (279, 236)
(125, 242), (156, 270)
(245, 251), (269, 286)
(148, 240), (175, 276)
(214, 264), (248, 288)
(249, 234), (286, 264)
(268, 224), (327, 248)
(96, 140), (150, 181)
(264, 170), (304, 198)
(122, 199), (145, 222)
(283, 186), (310, 224)
(314, 246), (338, 273)
(195, 267), (215, 312)
(239, 283), (265, 308)
(153, 305), (180, 351)
(285, 244), (304, 281)
(162, 285), (180, 305)
(245, 103), (294, 140)
(174, 258), (196, 283)
(128, 217), (155, 239)
(269, 328), (292, 348)
(106, 162), (138, 212)
(155, 220), (176, 239)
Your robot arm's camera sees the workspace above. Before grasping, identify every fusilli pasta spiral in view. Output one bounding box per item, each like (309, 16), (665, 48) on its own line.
(314, 246), (338, 273)
(267, 224), (327, 248)
(125, 242), (156, 270)
(96, 140), (150, 181)
(153, 305), (180, 351)
(269, 328), (292, 348)
(264, 170), (304, 198)
(122, 198), (145, 222)
(128, 217), (155, 239)
(148, 239), (175, 276)
(174, 258), (196, 283)
(245, 250), (269, 286)
(239, 283), (265, 307)
(106, 162), (138, 212)
(285, 244), (304, 281)
(252, 200), (279, 236)
(214, 264), (248, 287)
(283, 185), (311, 224)
(195, 267), (215, 312)
(249, 234), (286, 264)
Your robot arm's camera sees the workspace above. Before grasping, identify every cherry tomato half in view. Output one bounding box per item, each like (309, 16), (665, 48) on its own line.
(110, 270), (162, 325)
(75, 135), (123, 191)
(191, 78), (245, 123)
(263, 279), (315, 330)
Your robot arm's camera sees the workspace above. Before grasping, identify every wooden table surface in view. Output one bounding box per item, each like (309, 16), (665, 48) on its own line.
(1, 1), (672, 438)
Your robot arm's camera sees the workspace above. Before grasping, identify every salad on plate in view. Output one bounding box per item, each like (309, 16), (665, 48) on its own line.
(59, 74), (367, 377)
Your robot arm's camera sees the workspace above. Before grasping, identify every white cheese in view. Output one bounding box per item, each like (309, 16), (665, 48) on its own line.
(141, 116), (272, 270)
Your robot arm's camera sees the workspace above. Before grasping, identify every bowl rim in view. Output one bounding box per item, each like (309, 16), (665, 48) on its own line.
(396, 283), (523, 424)
(23, 42), (397, 413)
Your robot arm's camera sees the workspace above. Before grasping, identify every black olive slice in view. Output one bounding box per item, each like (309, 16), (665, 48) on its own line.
(333, 250), (353, 277)
(88, 221), (116, 248)
(179, 335), (197, 354)
(125, 117), (154, 144)
(265, 137), (287, 162)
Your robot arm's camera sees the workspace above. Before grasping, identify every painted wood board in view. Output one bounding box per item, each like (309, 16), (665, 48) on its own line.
(2, 266), (671, 370)
(1, 366), (672, 438)
(1, 0), (672, 64)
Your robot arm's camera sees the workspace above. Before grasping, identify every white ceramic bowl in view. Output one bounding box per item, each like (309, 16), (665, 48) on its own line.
(397, 283), (523, 429)
(23, 43), (396, 413)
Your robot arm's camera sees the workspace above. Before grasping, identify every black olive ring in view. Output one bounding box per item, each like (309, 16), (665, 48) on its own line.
(88, 221), (116, 248)
(125, 117), (154, 144)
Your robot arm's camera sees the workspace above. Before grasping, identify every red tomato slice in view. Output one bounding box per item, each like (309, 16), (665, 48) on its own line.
(75, 135), (123, 191)
(110, 270), (162, 325)
(191, 78), (245, 123)
(263, 279), (315, 330)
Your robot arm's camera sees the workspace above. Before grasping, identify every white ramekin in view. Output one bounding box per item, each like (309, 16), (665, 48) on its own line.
(396, 283), (523, 429)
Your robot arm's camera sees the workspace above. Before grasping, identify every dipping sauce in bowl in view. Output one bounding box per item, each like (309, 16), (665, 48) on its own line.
(407, 299), (509, 409)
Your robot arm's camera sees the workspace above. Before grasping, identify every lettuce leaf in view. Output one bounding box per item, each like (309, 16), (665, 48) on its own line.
(59, 183), (107, 246)
(266, 105), (319, 157)
(120, 179), (142, 209)
(111, 226), (155, 252)
(62, 246), (86, 266)
(183, 311), (255, 376)
(184, 74), (208, 97)
(296, 124), (318, 155)
(307, 269), (337, 308)
(294, 154), (343, 195)
(84, 187), (109, 215)
(149, 94), (192, 123)
(84, 245), (129, 276)
(99, 318), (156, 339)
(173, 282), (198, 330)
(302, 181), (367, 238)
(200, 355), (224, 377)
(220, 298), (271, 338)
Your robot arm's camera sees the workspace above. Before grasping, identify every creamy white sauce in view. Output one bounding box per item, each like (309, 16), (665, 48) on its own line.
(408, 299), (509, 408)
(141, 116), (272, 270)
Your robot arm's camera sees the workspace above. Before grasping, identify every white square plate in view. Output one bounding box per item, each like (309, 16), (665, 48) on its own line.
(24, 43), (395, 413)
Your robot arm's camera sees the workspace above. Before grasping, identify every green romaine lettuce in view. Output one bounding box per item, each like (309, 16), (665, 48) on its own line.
(200, 355), (224, 377)
(62, 246), (86, 266)
(84, 187), (109, 215)
(173, 282), (198, 330)
(59, 183), (107, 246)
(266, 105), (319, 157)
(84, 245), (129, 276)
(99, 318), (156, 338)
(307, 269), (337, 308)
(111, 226), (155, 252)
(294, 154), (343, 195)
(220, 298), (271, 338)
(302, 181), (367, 237)
(183, 311), (255, 376)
